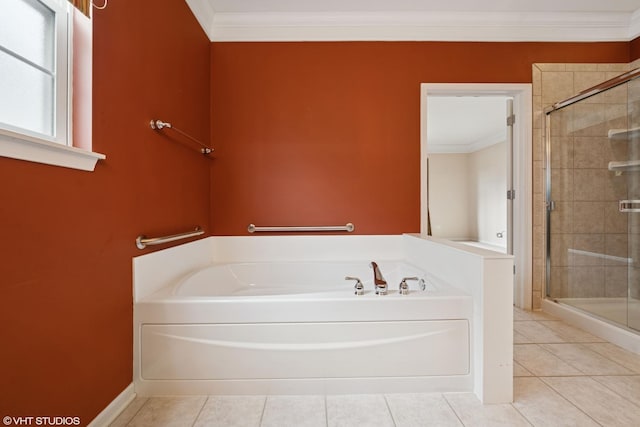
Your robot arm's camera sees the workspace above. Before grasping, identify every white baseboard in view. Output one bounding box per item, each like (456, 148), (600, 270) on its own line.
(87, 383), (135, 427)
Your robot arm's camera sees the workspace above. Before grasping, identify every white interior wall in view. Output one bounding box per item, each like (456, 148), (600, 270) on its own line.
(470, 141), (507, 248)
(429, 153), (474, 239)
(430, 142), (506, 246)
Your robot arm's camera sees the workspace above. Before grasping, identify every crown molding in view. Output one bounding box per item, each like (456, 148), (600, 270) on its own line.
(186, 0), (216, 40)
(185, 0), (640, 42)
(205, 10), (634, 42)
(630, 8), (640, 40)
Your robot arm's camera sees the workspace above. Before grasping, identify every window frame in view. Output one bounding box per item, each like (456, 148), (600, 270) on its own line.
(0, 0), (104, 172)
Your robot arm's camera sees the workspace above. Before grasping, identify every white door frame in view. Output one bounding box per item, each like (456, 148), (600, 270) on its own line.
(420, 83), (533, 310)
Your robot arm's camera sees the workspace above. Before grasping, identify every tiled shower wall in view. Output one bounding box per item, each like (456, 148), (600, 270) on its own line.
(532, 62), (635, 309)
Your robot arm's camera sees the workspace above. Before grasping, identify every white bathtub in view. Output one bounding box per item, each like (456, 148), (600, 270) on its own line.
(133, 235), (513, 402)
(168, 261), (449, 297)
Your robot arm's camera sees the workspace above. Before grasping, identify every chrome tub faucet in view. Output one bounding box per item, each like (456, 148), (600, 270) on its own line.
(345, 276), (364, 295)
(370, 262), (388, 295)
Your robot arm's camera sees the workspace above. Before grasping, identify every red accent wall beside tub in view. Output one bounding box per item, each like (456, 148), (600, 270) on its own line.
(210, 42), (630, 235)
(0, 0), (210, 424)
(630, 37), (640, 61)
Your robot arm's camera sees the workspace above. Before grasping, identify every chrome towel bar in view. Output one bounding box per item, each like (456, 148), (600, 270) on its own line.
(150, 119), (213, 155)
(136, 227), (204, 249)
(247, 223), (355, 233)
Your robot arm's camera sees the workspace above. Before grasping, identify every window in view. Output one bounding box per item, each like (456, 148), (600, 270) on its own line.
(0, 0), (104, 171)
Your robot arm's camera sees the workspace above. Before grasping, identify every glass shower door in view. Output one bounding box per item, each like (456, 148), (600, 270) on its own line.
(626, 77), (640, 331)
(546, 76), (634, 328)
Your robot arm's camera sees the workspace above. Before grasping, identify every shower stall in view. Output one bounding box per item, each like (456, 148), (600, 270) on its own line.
(545, 68), (640, 333)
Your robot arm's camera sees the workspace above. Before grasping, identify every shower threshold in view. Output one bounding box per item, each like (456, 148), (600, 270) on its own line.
(554, 297), (630, 326)
(542, 297), (640, 354)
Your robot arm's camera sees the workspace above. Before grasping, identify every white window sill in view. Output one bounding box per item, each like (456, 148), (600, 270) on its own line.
(0, 132), (105, 171)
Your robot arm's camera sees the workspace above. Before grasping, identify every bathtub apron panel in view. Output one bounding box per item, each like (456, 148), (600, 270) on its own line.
(141, 320), (469, 380)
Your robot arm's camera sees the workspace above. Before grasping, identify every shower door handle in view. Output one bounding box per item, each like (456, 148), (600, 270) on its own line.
(619, 200), (640, 212)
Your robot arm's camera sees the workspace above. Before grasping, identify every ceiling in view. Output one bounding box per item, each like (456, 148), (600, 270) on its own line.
(186, 0), (640, 41)
(427, 97), (510, 154)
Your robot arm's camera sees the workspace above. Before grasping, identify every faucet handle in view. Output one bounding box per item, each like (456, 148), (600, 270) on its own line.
(345, 276), (364, 295)
(399, 277), (419, 295)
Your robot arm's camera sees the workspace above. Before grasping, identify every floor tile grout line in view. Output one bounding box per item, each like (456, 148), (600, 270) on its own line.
(516, 320), (638, 377)
(121, 397), (148, 427)
(539, 342), (635, 376)
(575, 342), (637, 374)
(324, 395), (329, 427)
(382, 394), (397, 427)
(514, 342), (588, 377)
(513, 320), (567, 343)
(258, 395), (268, 427)
(580, 343), (640, 374)
(589, 375), (640, 410)
(580, 341), (640, 375)
(190, 396), (209, 427)
(441, 393), (466, 427)
(537, 377), (607, 427)
(506, 397), (535, 427)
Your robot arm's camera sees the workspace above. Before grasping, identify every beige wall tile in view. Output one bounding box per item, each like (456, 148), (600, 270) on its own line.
(565, 64), (600, 72)
(605, 265), (628, 297)
(605, 233), (628, 259)
(550, 136), (573, 168)
(532, 127), (543, 161)
(549, 266), (568, 298)
(536, 63), (568, 72)
(550, 168), (573, 201)
(597, 63), (630, 72)
(568, 265), (605, 297)
(532, 291), (542, 309)
(532, 65), (541, 96)
(550, 201), (572, 233)
(604, 201), (627, 234)
(573, 137), (609, 169)
(572, 203), (606, 234)
(542, 72), (574, 105)
(573, 71), (606, 93)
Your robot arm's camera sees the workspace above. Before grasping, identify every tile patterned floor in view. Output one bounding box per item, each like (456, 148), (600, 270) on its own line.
(112, 307), (640, 426)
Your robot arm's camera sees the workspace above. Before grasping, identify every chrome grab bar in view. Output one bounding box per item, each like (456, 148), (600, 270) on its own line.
(136, 226), (204, 249)
(150, 119), (213, 155)
(619, 200), (640, 213)
(247, 223), (355, 233)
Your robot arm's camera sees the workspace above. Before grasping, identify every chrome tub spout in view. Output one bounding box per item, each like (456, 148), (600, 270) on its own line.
(370, 261), (388, 295)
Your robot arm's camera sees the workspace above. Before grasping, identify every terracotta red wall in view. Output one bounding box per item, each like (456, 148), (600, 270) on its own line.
(0, 1), (210, 424)
(210, 42), (630, 235)
(631, 37), (640, 61)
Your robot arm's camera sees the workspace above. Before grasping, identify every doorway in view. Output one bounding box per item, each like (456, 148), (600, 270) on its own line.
(420, 84), (533, 309)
